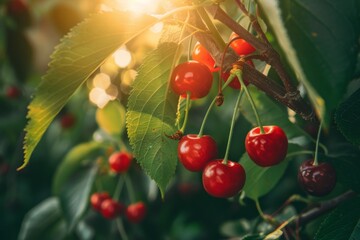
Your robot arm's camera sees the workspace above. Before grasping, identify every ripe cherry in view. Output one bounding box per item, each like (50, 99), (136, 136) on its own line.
(298, 159), (337, 197)
(100, 199), (125, 219)
(221, 61), (254, 89)
(126, 202), (147, 223)
(192, 42), (219, 72)
(109, 151), (133, 173)
(60, 113), (76, 129)
(229, 32), (256, 56)
(7, 0), (28, 15)
(90, 192), (110, 212)
(6, 86), (21, 99)
(170, 61), (213, 99)
(178, 134), (218, 172)
(245, 126), (288, 167)
(202, 159), (246, 198)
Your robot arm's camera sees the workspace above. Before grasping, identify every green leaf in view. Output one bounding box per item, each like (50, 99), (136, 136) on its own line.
(20, 12), (157, 170)
(59, 164), (98, 232)
(335, 88), (360, 145)
(258, 0), (359, 126)
(53, 141), (107, 195)
(18, 197), (67, 240)
(242, 144), (302, 200)
(96, 100), (126, 136)
(240, 86), (311, 141)
(350, 219), (360, 240)
(327, 148), (360, 193)
(315, 197), (360, 240)
(126, 42), (181, 196)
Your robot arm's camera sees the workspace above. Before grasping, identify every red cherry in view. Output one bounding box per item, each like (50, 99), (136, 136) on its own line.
(178, 134), (218, 172)
(298, 159), (337, 196)
(202, 159), (246, 198)
(221, 61), (254, 89)
(60, 113), (76, 129)
(126, 202), (147, 223)
(6, 86), (21, 99)
(245, 126), (288, 167)
(170, 61), (213, 99)
(229, 32), (256, 56)
(109, 151), (133, 173)
(90, 192), (110, 212)
(100, 199), (125, 219)
(192, 42), (220, 72)
(7, 0), (28, 15)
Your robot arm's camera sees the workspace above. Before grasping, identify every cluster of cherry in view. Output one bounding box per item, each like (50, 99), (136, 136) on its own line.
(90, 152), (147, 223)
(170, 33), (337, 198)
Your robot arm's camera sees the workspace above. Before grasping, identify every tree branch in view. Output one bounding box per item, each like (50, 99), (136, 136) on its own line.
(294, 190), (357, 226)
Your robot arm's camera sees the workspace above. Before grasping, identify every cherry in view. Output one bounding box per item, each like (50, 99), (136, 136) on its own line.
(229, 32), (256, 56)
(90, 192), (110, 212)
(245, 126), (288, 167)
(298, 159), (337, 197)
(60, 113), (76, 129)
(100, 199), (125, 219)
(126, 202), (147, 223)
(6, 86), (21, 99)
(202, 159), (246, 198)
(170, 61), (213, 99)
(109, 151), (133, 173)
(7, 0), (28, 15)
(178, 134), (218, 172)
(192, 42), (219, 72)
(221, 61), (254, 89)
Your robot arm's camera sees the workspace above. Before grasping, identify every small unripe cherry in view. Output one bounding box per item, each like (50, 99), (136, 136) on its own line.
(60, 113), (76, 129)
(109, 151), (133, 173)
(6, 86), (21, 99)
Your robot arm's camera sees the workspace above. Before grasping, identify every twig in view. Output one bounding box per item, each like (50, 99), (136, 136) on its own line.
(293, 190), (357, 226)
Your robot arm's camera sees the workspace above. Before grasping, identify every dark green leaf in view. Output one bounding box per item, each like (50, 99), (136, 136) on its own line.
(240, 86), (311, 141)
(126, 42), (181, 196)
(20, 12), (157, 170)
(327, 148), (360, 193)
(315, 197), (360, 240)
(350, 219), (360, 240)
(335, 88), (360, 145)
(18, 197), (67, 240)
(258, 0), (359, 125)
(53, 141), (107, 195)
(242, 144), (302, 200)
(59, 164), (98, 232)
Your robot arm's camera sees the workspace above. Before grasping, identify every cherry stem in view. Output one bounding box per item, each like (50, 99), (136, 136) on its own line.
(234, 69), (265, 134)
(116, 218), (129, 240)
(187, 36), (193, 61)
(113, 175), (126, 201)
(198, 74), (237, 137)
(255, 199), (278, 226)
(180, 92), (191, 133)
(125, 174), (136, 203)
(313, 120), (323, 166)
(223, 89), (244, 164)
(196, 7), (226, 50)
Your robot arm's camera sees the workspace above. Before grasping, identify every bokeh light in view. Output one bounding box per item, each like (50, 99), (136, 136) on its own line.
(113, 47), (132, 68)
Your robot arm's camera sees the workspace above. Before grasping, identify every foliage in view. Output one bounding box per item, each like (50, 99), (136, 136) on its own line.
(0, 0), (359, 239)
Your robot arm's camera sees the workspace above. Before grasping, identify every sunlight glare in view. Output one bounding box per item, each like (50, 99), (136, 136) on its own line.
(113, 47), (132, 68)
(89, 87), (111, 108)
(93, 73), (111, 89)
(113, 0), (160, 14)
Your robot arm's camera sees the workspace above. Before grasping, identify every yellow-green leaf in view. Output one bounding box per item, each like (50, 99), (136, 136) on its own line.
(20, 12), (157, 170)
(96, 100), (126, 136)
